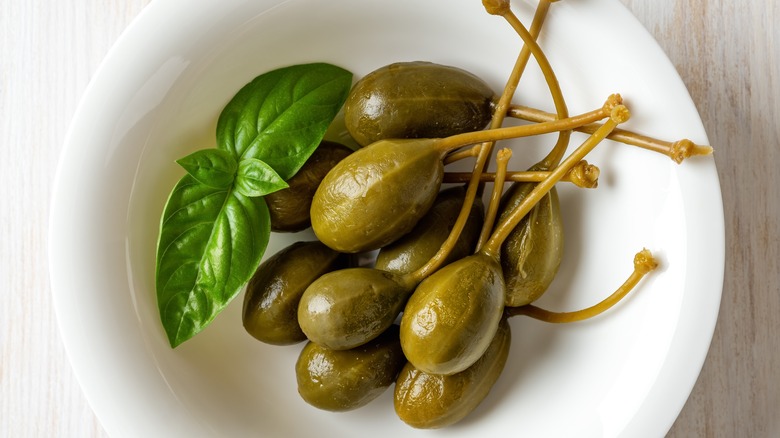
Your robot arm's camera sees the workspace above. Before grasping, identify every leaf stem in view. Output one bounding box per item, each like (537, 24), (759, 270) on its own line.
(443, 145), (481, 165)
(443, 160), (600, 189)
(410, 0), (560, 281)
(481, 105), (630, 258)
(432, 96), (621, 153)
(497, 2), (571, 169)
(505, 248), (658, 322)
(478, 0), (558, 191)
(476, 148), (513, 252)
(407, 138), (492, 285)
(506, 104), (713, 163)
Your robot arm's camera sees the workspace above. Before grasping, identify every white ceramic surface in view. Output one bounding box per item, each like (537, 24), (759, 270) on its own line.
(49, 0), (724, 437)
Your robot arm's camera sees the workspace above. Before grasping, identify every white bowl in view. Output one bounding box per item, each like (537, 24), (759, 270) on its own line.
(50, 0), (724, 436)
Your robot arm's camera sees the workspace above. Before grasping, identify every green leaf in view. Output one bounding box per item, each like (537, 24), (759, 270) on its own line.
(155, 63), (353, 348)
(235, 158), (288, 197)
(155, 175), (270, 347)
(176, 149), (238, 189)
(216, 63), (353, 180)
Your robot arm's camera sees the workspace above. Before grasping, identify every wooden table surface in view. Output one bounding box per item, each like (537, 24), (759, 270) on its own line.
(2, 0), (777, 436)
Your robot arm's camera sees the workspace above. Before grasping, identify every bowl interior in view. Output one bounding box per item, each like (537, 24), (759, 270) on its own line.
(50, 0), (724, 437)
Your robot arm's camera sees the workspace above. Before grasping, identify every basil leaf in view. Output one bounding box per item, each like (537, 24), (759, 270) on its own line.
(176, 149), (237, 189)
(235, 158), (288, 197)
(156, 63), (353, 348)
(216, 63), (352, 180)
(155, 175), (270, 347)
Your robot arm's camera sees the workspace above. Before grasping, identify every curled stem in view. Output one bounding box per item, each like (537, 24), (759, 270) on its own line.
(478, 0), (558, 186)
(566, 160), (601, 188)
(507, 104), (713, 163)
(498, 3), (570, 169)
(444, 160), (600, 189)
(481, 105), (630, 258)
(477, 148), (513, 251)
(506, 249), (658, 322)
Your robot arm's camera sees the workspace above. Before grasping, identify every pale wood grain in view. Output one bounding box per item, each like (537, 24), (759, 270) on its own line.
(1, 0), (777, 436)
(0, 1), (149, 436)
(621, 1), (780, 437)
